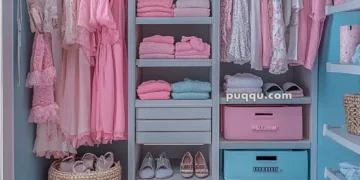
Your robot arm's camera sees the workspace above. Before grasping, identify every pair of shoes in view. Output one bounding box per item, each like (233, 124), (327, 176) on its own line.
(139, 152), (173, 179)
(60, 152), (114, 173)
(180, 152), (209, 178)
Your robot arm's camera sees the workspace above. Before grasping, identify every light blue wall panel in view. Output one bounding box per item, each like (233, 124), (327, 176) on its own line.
(13, 0), (52, 180)
(318, 11), (360, 180)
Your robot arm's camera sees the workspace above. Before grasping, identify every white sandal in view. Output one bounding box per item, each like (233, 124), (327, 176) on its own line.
(60, 156), (75, 172)
(96, 152), (114, 171)
(72, 161), (91, 173)
(81, 153), (97, 170)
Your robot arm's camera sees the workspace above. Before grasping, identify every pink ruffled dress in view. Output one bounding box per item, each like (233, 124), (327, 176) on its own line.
(26, 0), (76, 158)
(90, 0), (128, 144)
(58, 0), (93, 148)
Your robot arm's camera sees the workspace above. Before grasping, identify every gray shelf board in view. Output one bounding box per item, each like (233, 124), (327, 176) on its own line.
(136, 59), (212, 67)
(323, 125), (360, 155)
(220, 95), (312, 104)
(220, 136), (311, 149)
(136, 159), (212, 180)
(136, 17), (213, 24)
(135, 99), (213, 108)
(326, 0), (360, 15)
(326, 62), (360, 75)
(324, 167), (345, 180)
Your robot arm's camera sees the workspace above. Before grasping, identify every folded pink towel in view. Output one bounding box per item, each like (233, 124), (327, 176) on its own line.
(137, 12), (174, 17)
(137, 80), (172, 94)
(139, 42), (175, 55)
(175, 36), (206, 52)
(137, 0), (173, 8)
(175, 43), (211, 56)
(140, 54), (175, 59)
(174, 8), (210, 17)
(176, 0), (210, 8)
(137, 6), (174, 13)
(138, 91), (171, 100)
(175, 55), (209, 59)
(143, 35), (175, 44)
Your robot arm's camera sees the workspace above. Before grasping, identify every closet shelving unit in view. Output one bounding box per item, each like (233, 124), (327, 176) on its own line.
(128, 0), (220, 180)
(129, 1), (318, 180)
(323, 3), (360, 179)
(326, 62), (360, 75)
(326, 0), (360, 15)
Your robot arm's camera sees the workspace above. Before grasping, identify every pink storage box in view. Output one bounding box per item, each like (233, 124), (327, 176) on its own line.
(221, 105), (303, 140)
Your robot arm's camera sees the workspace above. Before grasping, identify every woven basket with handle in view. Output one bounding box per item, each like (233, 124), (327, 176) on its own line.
(48, 160), (122, 180)
(343, 94), (360, 135)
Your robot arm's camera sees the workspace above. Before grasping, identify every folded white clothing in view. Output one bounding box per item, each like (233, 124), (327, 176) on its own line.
(224, 73), (263, 88)
(339, 162), (360, 180)
(176, 0), (210, 8)
(224, 85), (263, 93)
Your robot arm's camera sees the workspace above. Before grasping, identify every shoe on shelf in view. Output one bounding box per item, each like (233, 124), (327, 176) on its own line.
(60, 156), (75, 172)
(194, 151), (209, 178)
(138, 152), (156, 179)
(155, 152), (173, 179)
(180, 152), (194, 178)
(81, 153), (97, 170)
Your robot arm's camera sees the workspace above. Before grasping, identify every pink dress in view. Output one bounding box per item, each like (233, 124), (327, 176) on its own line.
(111, 0), (128, 140)
(261, 0), (272, 68)
(59, 0), (93, 148)
(27, 0), (76, 158)
(90, 0), (127, 144)
(304, 0), (330, 69)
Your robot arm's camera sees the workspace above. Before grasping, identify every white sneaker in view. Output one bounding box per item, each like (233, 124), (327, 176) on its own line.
(138, 152), (155, 179)
(155, 152), (173, 179)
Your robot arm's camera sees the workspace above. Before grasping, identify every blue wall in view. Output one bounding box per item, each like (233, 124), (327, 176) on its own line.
(13, 0), (52, 179)
(317, 11), (360, 180)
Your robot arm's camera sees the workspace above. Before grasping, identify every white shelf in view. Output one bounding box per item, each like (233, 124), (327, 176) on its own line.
(137, 159), (212, 180)
(324, 167), (346, 180)
(323, 125), (360, 155)
(135, 99), (213, 108)
(220, 135), (310, 149)
(326, 0), (360, 15)
(220, 95), (312, 105)
(326, 62), (360, 75)
(136, 17), (213, 24)
(136, 59), (212, 67)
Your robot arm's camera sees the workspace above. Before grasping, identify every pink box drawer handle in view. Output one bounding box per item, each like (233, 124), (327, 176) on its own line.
(252, 125), (278, 131)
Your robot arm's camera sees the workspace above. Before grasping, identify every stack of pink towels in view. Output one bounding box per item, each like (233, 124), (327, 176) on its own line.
(175, 36), (211, 59)
(139, 35), (175, 59)
(174, 0), (210, 17)
(137, 0), (174, 17)
(137, 80), (172, 100)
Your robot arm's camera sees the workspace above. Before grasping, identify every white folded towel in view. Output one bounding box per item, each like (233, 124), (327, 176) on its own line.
(224, 73), (263, 88)
(339, 162), (360, 180)
(176, 0), (210, 8)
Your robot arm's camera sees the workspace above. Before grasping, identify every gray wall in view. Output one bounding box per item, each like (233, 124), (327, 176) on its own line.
(13, 0), (52, 179)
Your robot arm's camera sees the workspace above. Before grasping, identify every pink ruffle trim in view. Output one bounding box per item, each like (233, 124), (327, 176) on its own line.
(90, 131), (127, 144)
(26, 67), (56, 87)
(28, 103), (59, 123)
(60, 129), (94, 149)
(35, 151), (75, 159)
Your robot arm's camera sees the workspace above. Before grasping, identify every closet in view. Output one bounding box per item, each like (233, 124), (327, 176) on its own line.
(4, 0), (326, 180)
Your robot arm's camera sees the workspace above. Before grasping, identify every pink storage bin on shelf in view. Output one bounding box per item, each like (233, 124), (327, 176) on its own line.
(340, 25), (360, 64)
(221, 105), (303, 140)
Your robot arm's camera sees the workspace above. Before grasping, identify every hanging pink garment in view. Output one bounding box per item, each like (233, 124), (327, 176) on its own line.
(26, 0), (76, 158)
(304, 0), (330, 69)
(59, 0), (93, 148)
(261, 0), (272, 68)
(111, 0), (128, 140)
(90, 0), (126, 144)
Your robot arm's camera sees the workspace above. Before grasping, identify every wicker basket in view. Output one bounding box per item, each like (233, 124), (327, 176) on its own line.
(343, 94), (360, 135)
(48, 160), (122, 180)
